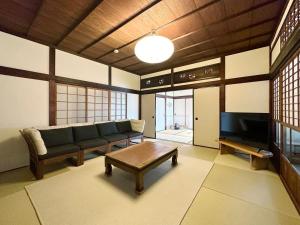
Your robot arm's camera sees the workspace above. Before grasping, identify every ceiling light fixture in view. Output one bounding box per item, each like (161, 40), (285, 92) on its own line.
(134, 31), (174, 64)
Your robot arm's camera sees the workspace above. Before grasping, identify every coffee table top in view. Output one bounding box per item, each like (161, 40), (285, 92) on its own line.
(105, 141), (178, 169)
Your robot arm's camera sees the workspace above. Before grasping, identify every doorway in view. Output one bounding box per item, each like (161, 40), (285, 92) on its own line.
(155, 90), (193, 144)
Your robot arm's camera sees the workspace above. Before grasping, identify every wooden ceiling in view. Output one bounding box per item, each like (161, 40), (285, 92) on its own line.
(0, 0), (285, 75)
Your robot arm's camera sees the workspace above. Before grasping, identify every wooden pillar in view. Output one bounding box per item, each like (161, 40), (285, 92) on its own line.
(49, 47), (56, 126)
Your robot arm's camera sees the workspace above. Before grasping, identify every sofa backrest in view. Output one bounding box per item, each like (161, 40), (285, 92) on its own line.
(96, 122), (118, 136)
(72, 125), (100, 142)
(116, 121), (132, 133)
(39, 127), (74, 148)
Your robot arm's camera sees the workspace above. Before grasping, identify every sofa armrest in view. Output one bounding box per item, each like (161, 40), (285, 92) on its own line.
(130, 119), (145, 133)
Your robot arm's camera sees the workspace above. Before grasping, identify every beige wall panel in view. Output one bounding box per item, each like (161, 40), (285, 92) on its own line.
(56, 50), (108, 84)
(0, 32), (49, 74)
(226, 81), (269, 113)
(271, 39), (280, 65)
(111, 67), (140, 90)
(0, 75), (49, 172)
(127, 93), (139, 119)
(225, 47), (269, 79)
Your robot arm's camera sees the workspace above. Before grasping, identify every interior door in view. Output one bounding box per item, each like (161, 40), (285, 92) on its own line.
(141, 94), (156, 138)
(194, 87), (220, 148)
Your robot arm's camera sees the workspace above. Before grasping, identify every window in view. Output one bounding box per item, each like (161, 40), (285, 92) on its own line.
(56, 84), (86, 125)
(281, 49), (300, 127)
(110, 91), (127, 120)
(56, 84), (125, 125)
(280, 0), (300, 48)
(273, 76), (280, 121)
(274, 122), (281, 147)
(87, 88), (109, 122)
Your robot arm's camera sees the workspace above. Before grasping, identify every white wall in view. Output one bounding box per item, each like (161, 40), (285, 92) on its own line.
(225, 47), (269, 78)
(111, 67), (140, 91)
(56, 50), (109, 84)
(0, 76), (49, 172)
(142, 69), (171, 79)
(226, 81), (269, 113)
(174, 58), (221, 72)
(0, 32), (49, 74)
(127, 93), (139, 119)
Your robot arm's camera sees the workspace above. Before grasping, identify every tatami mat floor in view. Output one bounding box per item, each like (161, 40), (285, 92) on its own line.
(0, 139), (299, 225)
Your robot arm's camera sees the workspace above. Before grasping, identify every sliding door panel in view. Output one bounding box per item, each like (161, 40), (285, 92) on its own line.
(141, 94), (156, 138)
(194, 87), (219, 148)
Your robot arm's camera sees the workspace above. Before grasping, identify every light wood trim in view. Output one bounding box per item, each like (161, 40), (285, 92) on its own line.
(219, 139), (272, 158)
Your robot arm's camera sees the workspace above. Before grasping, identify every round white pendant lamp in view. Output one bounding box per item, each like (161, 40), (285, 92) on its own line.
(134, 33), (174, 64)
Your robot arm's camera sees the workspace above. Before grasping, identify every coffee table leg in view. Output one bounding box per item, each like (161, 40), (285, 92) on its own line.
(105, 162), (112, 176)
(172, 151), (178, 166)
(135, 173), (144, 194)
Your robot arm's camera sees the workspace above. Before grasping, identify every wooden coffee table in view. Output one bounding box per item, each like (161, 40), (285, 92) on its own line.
(105, 141), (178, 193)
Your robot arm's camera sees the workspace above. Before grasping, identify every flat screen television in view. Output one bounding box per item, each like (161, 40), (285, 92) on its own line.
(220, 112), (270, 150)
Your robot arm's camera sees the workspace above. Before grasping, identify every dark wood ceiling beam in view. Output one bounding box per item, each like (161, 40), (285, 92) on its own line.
(55, 0), (104, 46)
(120, 17), (276, 69)
(133, 33), (271, 73)
(96, 0), (222, 60)
(26, 0), (44, 36)
(109, 0), (278, 64)
(78, 0), (162, 53)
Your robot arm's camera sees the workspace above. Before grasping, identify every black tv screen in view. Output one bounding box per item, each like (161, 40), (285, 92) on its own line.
(220, 112), (270, 149)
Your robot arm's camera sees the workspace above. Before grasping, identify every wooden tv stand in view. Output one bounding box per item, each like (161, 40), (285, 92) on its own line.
(219, 139), (273, 170)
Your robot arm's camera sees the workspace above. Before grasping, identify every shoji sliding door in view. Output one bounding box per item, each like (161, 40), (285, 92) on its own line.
(141, 94), (156, 138)
(194, 87), (220, 148)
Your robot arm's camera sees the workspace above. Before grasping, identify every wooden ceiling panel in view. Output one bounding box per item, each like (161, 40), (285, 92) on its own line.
(199, 1), (226, 25)
(81, 42), (112, 58)
(224, 0), (254, 16)
(250, 20), (276, 35)
(85, 1), (178, 59)
(28, 0), (98, 44)
(193, 0), (218, 8)
(226, 12), (252, 32)
(158, 13), (205, 40)
(0, 0), (41, 35)
(164, 0), (197, 17)
(115, 57), (140, 68)
(252, 1), (283, 23)
(207, 22), (229, 36)
(59, 0), (151, 52)
(249, 34), (271, 46)
(229, 29), (251, 43)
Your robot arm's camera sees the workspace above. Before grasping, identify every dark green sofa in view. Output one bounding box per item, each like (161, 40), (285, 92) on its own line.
(21, 120), (144, 179)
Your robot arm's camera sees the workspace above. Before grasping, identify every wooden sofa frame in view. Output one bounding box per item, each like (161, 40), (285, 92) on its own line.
(20, 130), (144, 179)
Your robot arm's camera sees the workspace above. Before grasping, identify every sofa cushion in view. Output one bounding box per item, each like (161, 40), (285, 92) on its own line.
(73, 125), (99, 142)
(23, 128), (47, 155)
(123, 131), (142, 138)
(116, 121), (132, 133)
(76, 138), (108, 149)
(96, 122), (118, 136)
(38, 144), (80, 160)
(103, 134), (128, 142)
(39, 127), (74, 148)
